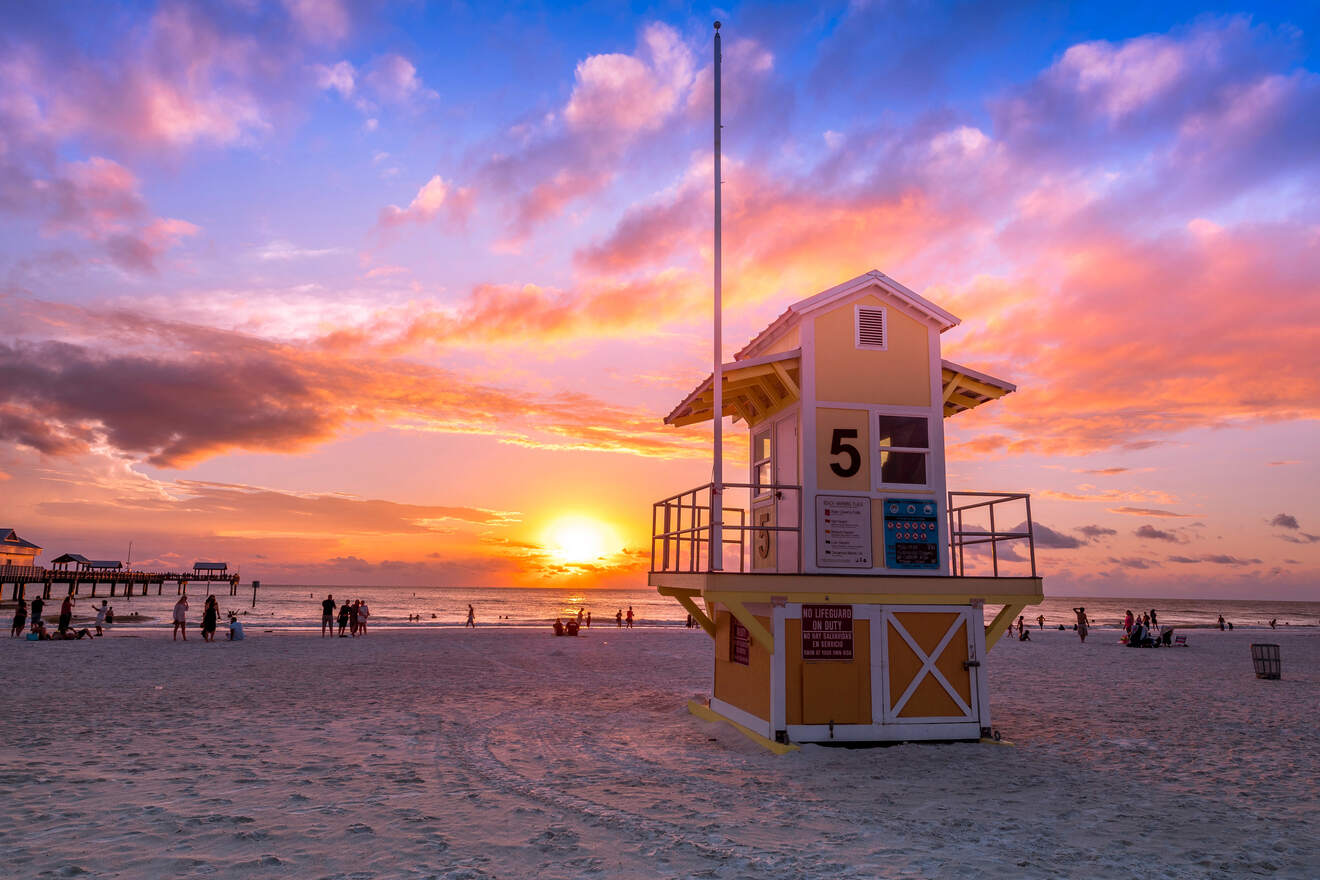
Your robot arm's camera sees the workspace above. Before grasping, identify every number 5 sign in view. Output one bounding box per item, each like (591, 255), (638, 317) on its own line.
(816, 408), (869, 491)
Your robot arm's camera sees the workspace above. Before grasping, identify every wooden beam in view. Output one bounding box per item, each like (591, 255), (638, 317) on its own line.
(942, 373), (964, 404)
(771, 361), (800, 400)
(673, 594), (717, 638)
(985, 602), (1024, 650)
(725, 599), (774, 654)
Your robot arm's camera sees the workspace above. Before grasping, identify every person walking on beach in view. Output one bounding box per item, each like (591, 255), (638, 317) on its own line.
(1036, 614), (1045, 630)
(321, 595), (336, 637)
(58, 594), (74, 635)
(357, 600), (370, 635)
(466, 604), (476, 628)
(10, 599), (27, 637)
(1217, 614), (1225, 631)
(173, 595), (189, 641)
(1017, 615), (1026, 638)
(626, 606), (634, 629)
(201, 596), (219, 643)
(93, 600), (108, 637)
(1072, 606), (1088, 643)
(615, 609), (623, 628)
(29, 595), (44, 633)
(337, 601), (350, 637)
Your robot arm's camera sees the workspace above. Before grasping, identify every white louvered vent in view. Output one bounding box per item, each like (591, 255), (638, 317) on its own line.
(855, 305), (887, 349)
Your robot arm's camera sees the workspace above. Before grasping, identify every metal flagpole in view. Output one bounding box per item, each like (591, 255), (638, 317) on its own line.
(710, 21), (723, 571)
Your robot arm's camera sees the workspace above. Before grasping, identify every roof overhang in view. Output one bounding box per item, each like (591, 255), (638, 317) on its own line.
(665, 349), (802, 428)
(942, 359), (1016, 417)
(738, 270), (961, 361)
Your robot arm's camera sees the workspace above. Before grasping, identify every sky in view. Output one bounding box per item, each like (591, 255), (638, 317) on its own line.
(1, 0), (1317, 598)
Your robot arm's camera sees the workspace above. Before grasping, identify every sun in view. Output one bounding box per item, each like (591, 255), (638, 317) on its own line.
(543, 515), (616, 564)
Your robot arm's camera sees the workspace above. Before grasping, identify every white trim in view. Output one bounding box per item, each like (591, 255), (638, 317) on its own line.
(928, 323), (950, 575)
(770, 606), (787, 736)
(800, 317), (819, 575)
(786, 721), (983, 743)
(879, 606), (978, 724)
(709, 697), (772, 739)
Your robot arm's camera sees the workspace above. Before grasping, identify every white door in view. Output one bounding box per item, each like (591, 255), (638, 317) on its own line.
(774, 414), (799, 573)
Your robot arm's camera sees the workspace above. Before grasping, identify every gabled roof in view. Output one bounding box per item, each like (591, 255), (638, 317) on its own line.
(51, 553), (91, 565)
(737, 270), (961, 361)
(1, 529), (41, 550)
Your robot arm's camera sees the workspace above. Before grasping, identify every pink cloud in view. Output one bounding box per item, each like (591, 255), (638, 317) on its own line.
(281, 0), (351, 46)
(564, 23), (694, 134)
(377, 175), (471, 229)
(365, 53), (423, 103)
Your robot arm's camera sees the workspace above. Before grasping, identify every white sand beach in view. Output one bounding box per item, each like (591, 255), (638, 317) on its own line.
(1, 625), (1316, 878)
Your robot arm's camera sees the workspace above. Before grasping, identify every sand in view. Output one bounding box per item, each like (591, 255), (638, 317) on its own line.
(1, 624), (1316, 878)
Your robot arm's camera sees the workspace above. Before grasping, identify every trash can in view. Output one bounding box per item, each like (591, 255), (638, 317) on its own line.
(1250, 643), (1281, 680)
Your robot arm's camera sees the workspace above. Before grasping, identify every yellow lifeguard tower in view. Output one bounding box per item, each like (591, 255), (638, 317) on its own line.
(650, 270), (1043, 746)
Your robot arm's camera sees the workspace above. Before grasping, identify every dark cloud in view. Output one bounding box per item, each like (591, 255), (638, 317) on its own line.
(1075, 524), (1117, 539)
(1279, 532), (1320, 545)
(1107, 556), (1158, 569)
(1026, 522), (1085, 549)
(1270, 513), (1299, 529)
(1134, 524), (1184, 543)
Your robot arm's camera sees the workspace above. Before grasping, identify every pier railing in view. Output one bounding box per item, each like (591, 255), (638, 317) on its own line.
(1, 565), (241, 601)
(650, 482), (803, 574)
(947, 491), (1036, 577)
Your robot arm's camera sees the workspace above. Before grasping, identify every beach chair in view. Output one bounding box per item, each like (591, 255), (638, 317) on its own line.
(1173, 635), (1188, 647)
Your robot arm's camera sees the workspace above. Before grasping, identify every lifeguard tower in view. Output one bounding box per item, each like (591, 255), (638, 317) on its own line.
(650, 270), (1043, 746)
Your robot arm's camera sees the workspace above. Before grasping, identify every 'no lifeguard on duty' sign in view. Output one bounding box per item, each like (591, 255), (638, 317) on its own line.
(801, 604), (854, 660)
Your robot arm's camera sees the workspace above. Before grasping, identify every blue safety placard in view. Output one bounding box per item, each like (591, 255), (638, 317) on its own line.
(883, 498), (940, 569)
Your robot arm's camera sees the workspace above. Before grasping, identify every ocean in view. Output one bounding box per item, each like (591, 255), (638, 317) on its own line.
(22, 584), (1320, 633)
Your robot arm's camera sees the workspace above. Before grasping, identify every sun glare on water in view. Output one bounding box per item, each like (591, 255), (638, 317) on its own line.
(544, 516), (617, 564)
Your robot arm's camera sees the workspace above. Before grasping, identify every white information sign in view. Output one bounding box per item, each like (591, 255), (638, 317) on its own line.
(815, 495), (872, 568)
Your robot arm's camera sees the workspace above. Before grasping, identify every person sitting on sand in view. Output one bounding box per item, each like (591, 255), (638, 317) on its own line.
(173, 595), (189, 641)
(10, 599), (27, 638)
(553, 618), (565, 636)
(227, 612), (245, 641)
(1018, 626), (1031, 641)
(1072, 607), (1088, 643)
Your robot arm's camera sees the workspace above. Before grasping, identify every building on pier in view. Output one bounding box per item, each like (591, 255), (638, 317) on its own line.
(1, 529), (42, 567)
(650, 270), (1043, 747)
(193, 562), (228, 575)
(50, 553), (92, 571)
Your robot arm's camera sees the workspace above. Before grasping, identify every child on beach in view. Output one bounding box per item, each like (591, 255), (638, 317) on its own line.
(93, 600), (108, 636)
(9, 598), (26, 641)
(173, 595), (189, 641)
(616, 609), (623, 628)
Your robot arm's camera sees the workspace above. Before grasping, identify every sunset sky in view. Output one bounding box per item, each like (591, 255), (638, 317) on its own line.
(1, 1), (1317, 598)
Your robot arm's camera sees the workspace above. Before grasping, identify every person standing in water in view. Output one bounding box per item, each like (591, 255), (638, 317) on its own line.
(466, 604), (476, 628)
(626, 606), (635, 629)
(1072, 606), (1088, 643)
(615, 609), (623, 628)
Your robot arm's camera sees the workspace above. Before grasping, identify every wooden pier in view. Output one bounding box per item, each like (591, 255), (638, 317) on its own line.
(0, 565), (241, 601)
